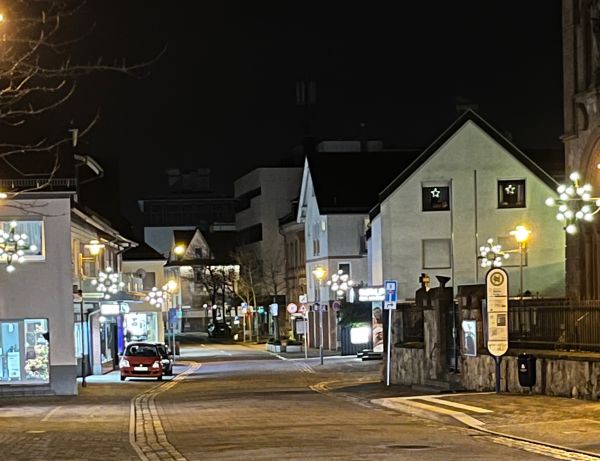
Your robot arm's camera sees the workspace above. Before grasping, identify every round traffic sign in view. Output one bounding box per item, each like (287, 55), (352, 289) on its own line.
(287, 303), (298, 314)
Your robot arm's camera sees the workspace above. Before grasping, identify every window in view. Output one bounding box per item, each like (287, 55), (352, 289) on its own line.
(422, 186), (450, 211)
(498, 179), (526, 208)
(0, 318), (49, 384)
(338, 263), (351, 277)
(0, 220), (44, 261)
(422, 239), (451, 269)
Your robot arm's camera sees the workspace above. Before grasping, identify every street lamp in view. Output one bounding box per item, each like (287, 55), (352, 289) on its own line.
(478, 238), (510, 269)
(312, 266), (327, 365)
(326, 269), (355, 298)
(545, 172), (600, 235)
(510, 225), (531, 302)
(90, 267), (125, 300)
(146, 282), (178, 361)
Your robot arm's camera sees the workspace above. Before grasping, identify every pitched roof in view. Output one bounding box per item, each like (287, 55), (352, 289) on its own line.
(307, 149), (421, 214)
(122, 241), (166, 261)
(378, 110), (559, 204)
(173, 230), (196, 248)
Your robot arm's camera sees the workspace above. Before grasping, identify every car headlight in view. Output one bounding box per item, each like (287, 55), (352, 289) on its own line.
(120, 359), (130, 368)
(152, 361), (161, 369)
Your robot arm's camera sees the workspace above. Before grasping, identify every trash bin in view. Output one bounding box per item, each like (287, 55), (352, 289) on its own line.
(517, 353), (536, 388)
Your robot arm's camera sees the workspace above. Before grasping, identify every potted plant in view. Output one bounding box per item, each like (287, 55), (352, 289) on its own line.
(285, 338), (302, 353)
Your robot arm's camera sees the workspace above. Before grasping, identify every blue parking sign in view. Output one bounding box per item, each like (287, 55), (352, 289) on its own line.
(384, 280), (397, 310)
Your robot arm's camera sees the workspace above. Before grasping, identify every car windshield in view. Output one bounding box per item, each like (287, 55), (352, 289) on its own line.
(157, 345), (169, 357)
(125, 344), (159, 357)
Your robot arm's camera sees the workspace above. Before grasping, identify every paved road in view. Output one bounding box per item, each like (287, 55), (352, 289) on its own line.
(0, 341), (571, 460)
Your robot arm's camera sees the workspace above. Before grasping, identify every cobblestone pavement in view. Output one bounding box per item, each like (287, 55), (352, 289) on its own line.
(0, 382), (144, 460)
(131, 362), (200, 461)
(0, 342), (591, 460)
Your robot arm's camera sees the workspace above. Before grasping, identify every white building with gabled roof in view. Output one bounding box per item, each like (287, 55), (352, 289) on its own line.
(369, 110), (566, 299)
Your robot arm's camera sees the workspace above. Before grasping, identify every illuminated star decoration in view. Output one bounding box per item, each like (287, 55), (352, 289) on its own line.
(430, 188), (441, 198)
(478, 238), (510, 268)
(504, 184), (516, 195)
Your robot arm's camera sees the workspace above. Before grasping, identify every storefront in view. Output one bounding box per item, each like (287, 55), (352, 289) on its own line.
(0, 318), (49, 385)
(123, 311), (159, 344)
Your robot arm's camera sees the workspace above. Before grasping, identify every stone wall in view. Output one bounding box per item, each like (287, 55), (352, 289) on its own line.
(391, 346), (425, 386)
(461, 352), (600, 400)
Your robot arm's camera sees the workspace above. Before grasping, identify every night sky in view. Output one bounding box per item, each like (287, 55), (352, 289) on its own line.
(67, 1), (563, 236)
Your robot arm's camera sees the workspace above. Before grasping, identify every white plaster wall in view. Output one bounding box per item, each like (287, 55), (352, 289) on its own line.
(369, 215), (383, 286)
(0, 198), (74, 367)
(381, 121), (566, 299)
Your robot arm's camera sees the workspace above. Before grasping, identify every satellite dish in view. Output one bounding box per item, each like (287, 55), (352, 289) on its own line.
(135, 268), (146, 279)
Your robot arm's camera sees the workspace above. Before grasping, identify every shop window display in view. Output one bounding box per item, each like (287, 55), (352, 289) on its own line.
(0, 319), (49, 384)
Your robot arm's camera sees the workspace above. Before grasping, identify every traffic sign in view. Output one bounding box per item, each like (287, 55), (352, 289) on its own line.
(299, 304), (306, 314)
(332, 301), (341, 311)
(287, 303), (298, 314)
(299, 294), (307, 304)
(384, 280), (398, 310)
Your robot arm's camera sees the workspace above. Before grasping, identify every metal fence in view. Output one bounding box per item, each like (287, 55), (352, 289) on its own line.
(509, 299), (600, 352)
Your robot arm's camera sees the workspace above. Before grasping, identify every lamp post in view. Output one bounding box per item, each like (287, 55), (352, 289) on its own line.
(510, 225), (531, 303)
(312, 266), (326, 365)
(326, 270), (354, 353)
(146, 281), (178, 362)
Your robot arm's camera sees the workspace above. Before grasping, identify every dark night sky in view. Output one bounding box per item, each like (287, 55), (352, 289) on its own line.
(67, 1), (563, 236)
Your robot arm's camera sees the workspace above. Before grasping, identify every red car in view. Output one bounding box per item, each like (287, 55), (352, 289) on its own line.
(120, 342), (163, 381)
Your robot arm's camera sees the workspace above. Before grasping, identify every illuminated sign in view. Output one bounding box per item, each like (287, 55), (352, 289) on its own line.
(358, 286), (385, 302)
(100, 303), (120, 315)
(350, 325), (370, 344)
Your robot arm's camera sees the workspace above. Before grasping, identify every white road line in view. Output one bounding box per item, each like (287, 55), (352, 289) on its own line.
(41, 406), (62, 422)
(420, 396), (493, 414)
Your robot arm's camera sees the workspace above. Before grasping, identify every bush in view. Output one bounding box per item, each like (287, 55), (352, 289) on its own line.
(286, 339), (302, 346)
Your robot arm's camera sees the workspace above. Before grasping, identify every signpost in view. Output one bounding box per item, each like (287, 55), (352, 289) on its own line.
(241, 303), (248, 342)
(485, 267), (509, 393)
(384, 280), (398, 386)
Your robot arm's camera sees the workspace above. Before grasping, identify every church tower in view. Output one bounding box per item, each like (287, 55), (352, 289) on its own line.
(563, 0), (600, 299)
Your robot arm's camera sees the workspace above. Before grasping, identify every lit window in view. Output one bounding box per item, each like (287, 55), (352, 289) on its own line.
(422, 186), (450, 211)
(498, 180), (526, 208)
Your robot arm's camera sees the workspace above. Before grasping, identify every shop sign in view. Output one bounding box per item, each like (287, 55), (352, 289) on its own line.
(100, 303), (120, 316)
(358, 286), (385, 302)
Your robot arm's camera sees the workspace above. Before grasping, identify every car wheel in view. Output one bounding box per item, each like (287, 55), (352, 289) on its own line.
(120, 376), (126, 381)
(157, 375), (163, 381)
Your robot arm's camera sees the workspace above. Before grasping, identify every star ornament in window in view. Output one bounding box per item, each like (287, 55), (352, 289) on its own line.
(430, 188), (441, 198)
(504, 184), (516, 195)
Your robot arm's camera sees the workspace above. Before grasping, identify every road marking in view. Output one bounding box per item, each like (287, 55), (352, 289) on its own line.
(41, 406), (62, 422)
(373, 396), (600, 460)
(129, 361), (201, 461)
(26, 430), (46, 434)
(419, 396), (493, 414)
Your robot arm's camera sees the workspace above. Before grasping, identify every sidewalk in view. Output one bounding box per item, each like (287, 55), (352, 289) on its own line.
(372, 390), (600, 456)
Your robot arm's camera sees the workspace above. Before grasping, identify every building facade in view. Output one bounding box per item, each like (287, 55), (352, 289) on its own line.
(371, 110), (566, 299)
(562, 1), (600, 298)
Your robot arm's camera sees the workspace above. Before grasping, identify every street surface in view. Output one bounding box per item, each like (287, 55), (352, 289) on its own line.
(0, 340), (594, 460)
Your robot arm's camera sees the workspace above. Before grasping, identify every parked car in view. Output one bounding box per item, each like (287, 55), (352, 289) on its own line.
(155, 342), (174, 376)
(120, 342), (163, 381)
(207, 322), (231, 338)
